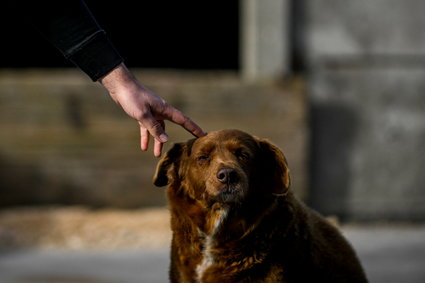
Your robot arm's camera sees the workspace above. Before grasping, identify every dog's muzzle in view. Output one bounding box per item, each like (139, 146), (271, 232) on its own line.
(212, 166), (247, 203)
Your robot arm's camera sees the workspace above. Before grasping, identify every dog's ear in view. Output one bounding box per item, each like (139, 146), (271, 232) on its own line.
(257, 138), (291, 194)
(153, 139), (195, 187)
(153, 143), (184, 187)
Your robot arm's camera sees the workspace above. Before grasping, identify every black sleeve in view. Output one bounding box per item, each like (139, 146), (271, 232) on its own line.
(16, 0), (123, 81)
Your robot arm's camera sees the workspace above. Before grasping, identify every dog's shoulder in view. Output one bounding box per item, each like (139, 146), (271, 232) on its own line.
(283, 198), (368, 282)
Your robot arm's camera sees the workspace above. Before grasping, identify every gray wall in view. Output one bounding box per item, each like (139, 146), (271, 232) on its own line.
(305, 0), (425, 220)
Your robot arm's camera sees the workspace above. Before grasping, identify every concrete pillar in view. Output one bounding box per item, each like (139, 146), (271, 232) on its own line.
(240, 0), (290, 81)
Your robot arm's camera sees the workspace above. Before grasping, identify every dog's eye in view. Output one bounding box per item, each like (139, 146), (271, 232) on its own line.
(236, 149), (250, 160)
(196, 155), (209, 164)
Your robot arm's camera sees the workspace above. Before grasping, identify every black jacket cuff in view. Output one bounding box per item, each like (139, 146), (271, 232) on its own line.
(67, 32), (123, 81)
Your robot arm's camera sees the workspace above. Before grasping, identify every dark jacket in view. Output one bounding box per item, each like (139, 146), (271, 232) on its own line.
(12, 0), (123, 81)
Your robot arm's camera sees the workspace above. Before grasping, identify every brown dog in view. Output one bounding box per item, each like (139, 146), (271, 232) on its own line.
(153, 129), (368, 283)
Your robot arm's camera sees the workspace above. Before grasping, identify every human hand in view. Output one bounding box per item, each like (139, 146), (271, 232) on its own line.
(99, 63), (206, 157)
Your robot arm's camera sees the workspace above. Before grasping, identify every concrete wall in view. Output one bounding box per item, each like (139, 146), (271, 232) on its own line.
(305, 0), (425, 220)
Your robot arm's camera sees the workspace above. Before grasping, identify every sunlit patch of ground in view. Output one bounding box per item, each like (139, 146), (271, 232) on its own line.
(0, 206), (171, 251)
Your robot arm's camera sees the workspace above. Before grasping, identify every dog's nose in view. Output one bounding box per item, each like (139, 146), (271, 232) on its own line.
(217, 167), (238, 184)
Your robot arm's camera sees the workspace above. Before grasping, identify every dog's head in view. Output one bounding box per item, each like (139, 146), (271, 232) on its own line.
(153, 129), (290, 205)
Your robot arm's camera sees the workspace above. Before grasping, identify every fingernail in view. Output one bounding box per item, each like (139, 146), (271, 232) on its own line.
(159, 134), (168, 143)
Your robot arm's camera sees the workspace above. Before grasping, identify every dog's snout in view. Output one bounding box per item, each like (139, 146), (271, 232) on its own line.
(217, 167), (238, 184)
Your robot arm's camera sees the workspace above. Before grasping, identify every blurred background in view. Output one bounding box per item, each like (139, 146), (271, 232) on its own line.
(1, 0), (424, 282)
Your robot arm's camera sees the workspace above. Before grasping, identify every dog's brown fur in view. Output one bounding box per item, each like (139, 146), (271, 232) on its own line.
(153, 129), (368, 283)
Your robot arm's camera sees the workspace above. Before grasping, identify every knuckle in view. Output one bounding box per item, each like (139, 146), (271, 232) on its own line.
(150, 121), (164, 134)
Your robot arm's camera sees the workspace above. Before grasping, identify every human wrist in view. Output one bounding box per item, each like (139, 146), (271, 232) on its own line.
(99, 63), (140, 96)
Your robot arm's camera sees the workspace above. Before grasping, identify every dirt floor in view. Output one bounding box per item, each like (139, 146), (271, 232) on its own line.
(0, 206), (172, 251)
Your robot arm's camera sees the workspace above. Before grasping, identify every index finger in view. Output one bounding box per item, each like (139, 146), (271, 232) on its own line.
(163, 106), (206, 138)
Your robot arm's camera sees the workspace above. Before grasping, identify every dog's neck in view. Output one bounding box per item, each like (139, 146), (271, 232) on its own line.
(202, 203), (229, 235)
(170, 186), (294, 237)
(200, 194), (290, 241)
